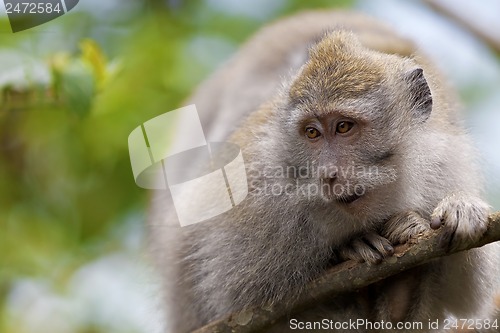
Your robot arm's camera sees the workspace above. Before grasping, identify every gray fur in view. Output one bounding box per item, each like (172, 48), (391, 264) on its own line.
(149, 11), (500, 333)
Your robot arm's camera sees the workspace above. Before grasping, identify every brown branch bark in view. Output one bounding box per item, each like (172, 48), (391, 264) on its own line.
(194, 212), (500, 333)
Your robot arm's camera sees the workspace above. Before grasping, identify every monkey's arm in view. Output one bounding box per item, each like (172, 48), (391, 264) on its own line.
(193, 212), (500, 333)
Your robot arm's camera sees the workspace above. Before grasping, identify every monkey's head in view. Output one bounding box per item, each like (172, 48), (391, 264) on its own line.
(268, 31), (433, 217)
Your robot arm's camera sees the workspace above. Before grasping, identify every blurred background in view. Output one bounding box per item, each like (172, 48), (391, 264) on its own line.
(1, 0), (499, 332)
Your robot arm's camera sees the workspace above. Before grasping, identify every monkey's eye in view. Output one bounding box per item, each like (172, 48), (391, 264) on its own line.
(336, 121), (354, 134)
(305, 127), (321, 139)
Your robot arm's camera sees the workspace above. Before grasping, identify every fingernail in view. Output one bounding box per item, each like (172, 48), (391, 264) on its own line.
(430, 216), (442, 230)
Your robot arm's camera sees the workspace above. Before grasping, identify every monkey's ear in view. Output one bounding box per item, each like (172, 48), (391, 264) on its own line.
(405, 68), (432, 122)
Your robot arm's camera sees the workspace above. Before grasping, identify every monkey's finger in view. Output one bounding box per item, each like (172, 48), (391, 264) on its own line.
(339, 245), (365, 263)
(438, 228), (456, 251)
(430, 216), (443, 230)
(431, 202), (457, 249)
(432, 195), (490, 251)
(383, 211), (431, 244)
(339, 239), (382, 264)
(363, 233), (394, 257)
(430, 209), (449, 230)
(352, 238), (384, 264)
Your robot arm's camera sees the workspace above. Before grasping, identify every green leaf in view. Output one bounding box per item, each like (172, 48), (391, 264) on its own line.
(60, 60), (95, 117)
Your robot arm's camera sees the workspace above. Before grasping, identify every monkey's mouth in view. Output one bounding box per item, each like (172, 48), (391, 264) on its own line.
(336, 193), (362, 204)
(320, 178), (364, 204)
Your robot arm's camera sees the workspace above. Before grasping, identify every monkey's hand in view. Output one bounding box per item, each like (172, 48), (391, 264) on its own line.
(382, 211), (431, 245)
(430, 194), (490, 251)
(339, 232), (394, 264)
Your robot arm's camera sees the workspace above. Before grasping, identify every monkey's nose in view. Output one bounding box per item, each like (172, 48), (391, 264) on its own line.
(322, 177), (336, 187)
(317, 166), (338, 179)
(322, 170), (337, 180)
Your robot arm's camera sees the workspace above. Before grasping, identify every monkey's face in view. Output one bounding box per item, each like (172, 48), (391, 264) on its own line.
(281, 103), (398, 213)
(280, 75), (431, 217)
(272, 32), (433, 217)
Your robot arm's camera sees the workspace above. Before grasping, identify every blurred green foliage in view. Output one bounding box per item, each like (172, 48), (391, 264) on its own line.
(0, 0), (353, 332)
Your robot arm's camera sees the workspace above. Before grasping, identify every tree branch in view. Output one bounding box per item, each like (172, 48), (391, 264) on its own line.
(194, 212), (500, 333)
(424, 0), (500, 54)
